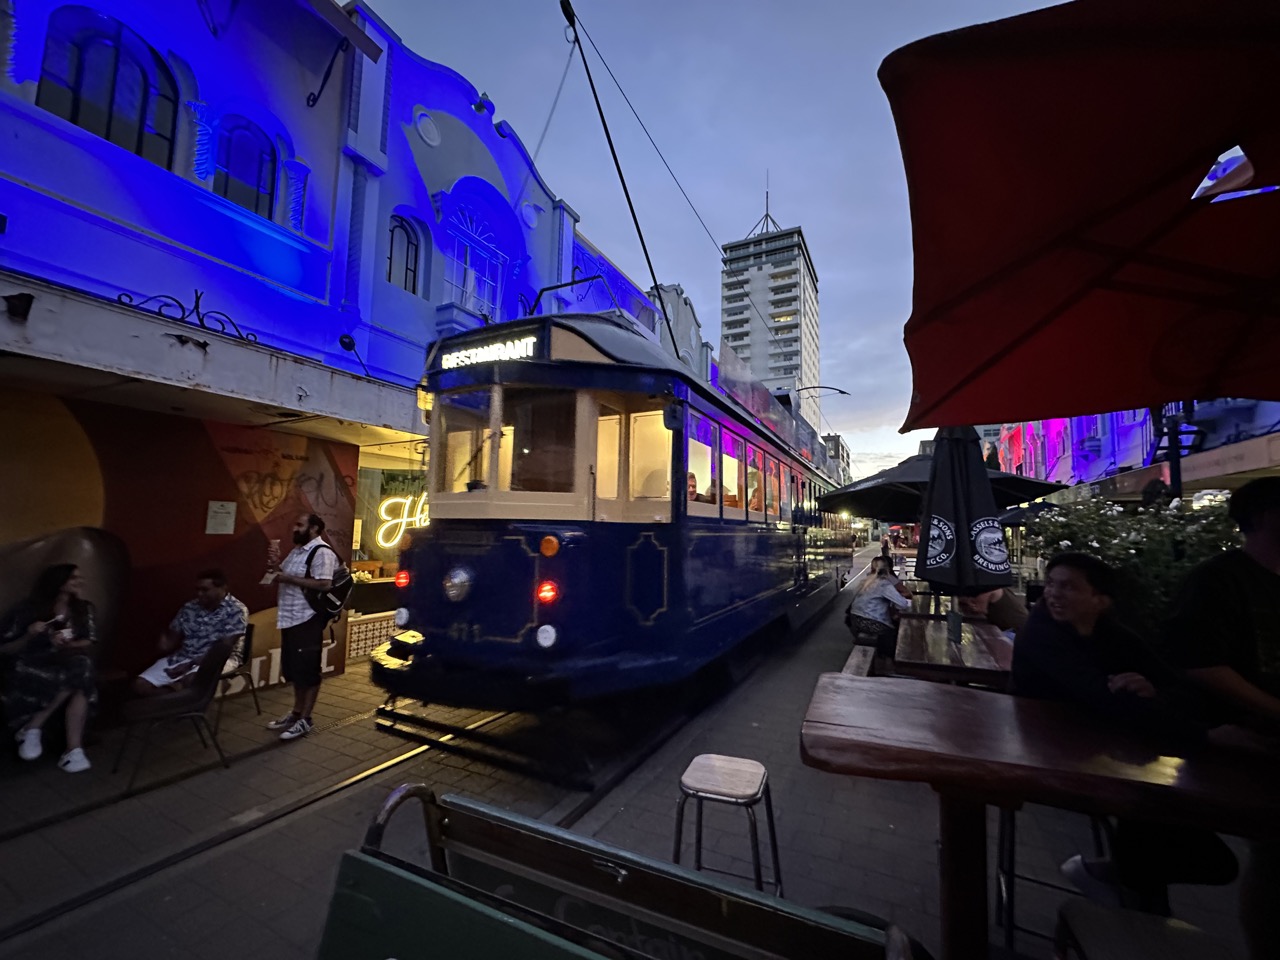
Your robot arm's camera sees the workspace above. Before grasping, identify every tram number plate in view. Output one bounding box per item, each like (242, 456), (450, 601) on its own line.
(446, 622), (483, 643)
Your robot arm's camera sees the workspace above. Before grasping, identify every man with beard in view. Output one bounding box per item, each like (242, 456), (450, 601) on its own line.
(265, 513), (336, 740)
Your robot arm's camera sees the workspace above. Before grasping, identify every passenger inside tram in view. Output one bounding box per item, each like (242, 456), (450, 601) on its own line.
(686, 472), (714, 504)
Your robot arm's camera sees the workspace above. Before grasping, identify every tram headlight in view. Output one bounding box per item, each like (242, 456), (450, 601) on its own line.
(535, 625), (558, 649)
(442, 565), (474, 602)
(394, 607), (410, 627)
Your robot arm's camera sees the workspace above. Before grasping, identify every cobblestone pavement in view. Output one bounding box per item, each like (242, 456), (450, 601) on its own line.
(0, 551), (1248, 959)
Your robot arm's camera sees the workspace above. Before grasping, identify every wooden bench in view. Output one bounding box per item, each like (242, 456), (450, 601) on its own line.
(892, 616), (1011, 689)
(1055, 899), (1235, 959)
(843, 645), (874, 677)
(319, 785), (927, 960)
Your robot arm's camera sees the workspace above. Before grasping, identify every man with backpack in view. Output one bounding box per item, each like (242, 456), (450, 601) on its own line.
(265, 512), (343, 741)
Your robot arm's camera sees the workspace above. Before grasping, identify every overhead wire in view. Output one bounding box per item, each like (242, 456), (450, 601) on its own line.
(573, 14), (809, 368)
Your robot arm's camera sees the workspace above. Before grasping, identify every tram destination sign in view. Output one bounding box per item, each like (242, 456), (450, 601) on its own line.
(441, 335), (538, 370)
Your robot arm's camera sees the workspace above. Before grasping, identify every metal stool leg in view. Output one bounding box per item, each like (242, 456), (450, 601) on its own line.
(694, 798), (705, 871)
(191, 716), (208, 749)
(1000, 808), (1017, 952)
(763, 784), (783, 896)
(746, 804), (763, 891)
(673, 794), (689, 863)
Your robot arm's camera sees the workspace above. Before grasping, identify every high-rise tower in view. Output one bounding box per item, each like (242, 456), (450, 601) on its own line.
(720, 196), (820, 428)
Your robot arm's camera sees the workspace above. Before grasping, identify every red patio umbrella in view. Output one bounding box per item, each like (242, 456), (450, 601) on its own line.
(883, 0), (1280, 431)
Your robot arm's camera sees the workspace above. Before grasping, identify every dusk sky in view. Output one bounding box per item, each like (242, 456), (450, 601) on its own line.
(372, 0), (1056, 478)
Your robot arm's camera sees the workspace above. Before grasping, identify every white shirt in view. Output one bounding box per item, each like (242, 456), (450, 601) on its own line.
(850, 578), (911, 627)
(277, 536), (337, 629)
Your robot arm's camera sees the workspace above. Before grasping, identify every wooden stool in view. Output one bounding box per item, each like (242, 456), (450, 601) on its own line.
(672, 754), (782, 895)
(1054, 899), (1236, 959)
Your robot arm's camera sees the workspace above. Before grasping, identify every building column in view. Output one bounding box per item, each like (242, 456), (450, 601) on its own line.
(185, 100), (216, 182)
(340, 161), (369, 317)
(1, 0), (19, 96)
(283, 158), (311, 232)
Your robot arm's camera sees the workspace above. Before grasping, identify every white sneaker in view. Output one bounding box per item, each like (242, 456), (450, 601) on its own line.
(58, 747), (91, 773)
(16, 728), (42, 761)
(266, 712), (300, 731)
(1060, 855), (1122, 908)
(279, 717), (313, 741)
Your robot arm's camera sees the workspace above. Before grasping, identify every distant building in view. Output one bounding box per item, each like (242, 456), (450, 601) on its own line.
(822, 434), (853, 485)
(720, 204), (820, 429)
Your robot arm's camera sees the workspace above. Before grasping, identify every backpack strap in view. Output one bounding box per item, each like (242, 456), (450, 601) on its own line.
(304, 543), (340, 578)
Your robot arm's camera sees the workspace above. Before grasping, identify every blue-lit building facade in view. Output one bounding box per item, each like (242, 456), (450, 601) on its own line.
(996, 400), (1280, 501)
(0, 0), (664, 687)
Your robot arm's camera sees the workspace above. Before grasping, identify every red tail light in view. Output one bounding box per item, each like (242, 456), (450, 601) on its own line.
(394, 570), (411, 588)
(535, 580), (559, 604)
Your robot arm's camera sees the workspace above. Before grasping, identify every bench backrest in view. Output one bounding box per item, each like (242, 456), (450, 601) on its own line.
(326, 784), (914, 960)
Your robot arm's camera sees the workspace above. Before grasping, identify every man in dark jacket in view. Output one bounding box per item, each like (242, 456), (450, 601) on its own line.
(1012, 552), (1235, 913)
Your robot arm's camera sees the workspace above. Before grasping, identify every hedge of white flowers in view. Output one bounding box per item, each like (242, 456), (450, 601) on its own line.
(1024, 497), (1240, 636)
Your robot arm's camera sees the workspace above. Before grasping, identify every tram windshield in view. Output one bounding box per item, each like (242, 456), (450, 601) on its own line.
(439, 388), (492, 493)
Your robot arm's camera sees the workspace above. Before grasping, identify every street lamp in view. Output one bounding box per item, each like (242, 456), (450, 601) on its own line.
(792, 385), (851, 396)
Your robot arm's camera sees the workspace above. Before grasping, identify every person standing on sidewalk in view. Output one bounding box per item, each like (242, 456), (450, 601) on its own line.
(265, 513), (336, 741)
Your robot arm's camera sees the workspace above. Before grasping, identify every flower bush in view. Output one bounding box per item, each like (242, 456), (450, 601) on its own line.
(1024, 497), (1240, 637)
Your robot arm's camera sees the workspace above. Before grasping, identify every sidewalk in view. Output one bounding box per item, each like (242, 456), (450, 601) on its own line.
(0, 550), (1247, 959)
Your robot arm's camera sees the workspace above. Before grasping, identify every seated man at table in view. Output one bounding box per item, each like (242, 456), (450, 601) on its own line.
(1160, 477), (1280, 958)
(132, 570), (248, 695)
(956, 586), (1028, 637)
(1011, 552), (1236, 914)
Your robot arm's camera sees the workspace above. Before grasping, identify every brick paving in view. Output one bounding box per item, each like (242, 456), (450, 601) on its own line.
(0, 550), (1250, 959)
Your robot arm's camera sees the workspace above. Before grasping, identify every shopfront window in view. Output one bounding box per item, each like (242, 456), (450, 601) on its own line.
(630, 410), (671, 501)
(686, 413), (718, 506)
(436, 388), (492, 493)
(596, 406), (621, 500)
(722, 432), (744, 512)
(498, 388), (576, 493)
(746, 445), (764, 514)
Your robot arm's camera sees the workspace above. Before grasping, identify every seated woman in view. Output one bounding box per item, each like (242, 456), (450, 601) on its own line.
(845, 557), (912, 657)
(1011, 552), (1235, 914)
(2, 564), (99, 773)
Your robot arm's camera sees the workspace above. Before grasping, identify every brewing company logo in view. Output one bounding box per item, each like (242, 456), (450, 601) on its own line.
(971, 517), (1011, 573)
(926, 515), (955, 568)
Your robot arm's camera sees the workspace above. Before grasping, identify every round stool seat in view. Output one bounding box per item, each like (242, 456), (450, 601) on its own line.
(680, 754), (767, 802)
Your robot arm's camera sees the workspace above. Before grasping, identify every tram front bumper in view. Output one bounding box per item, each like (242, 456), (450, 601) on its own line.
(369, 632), (683, 709)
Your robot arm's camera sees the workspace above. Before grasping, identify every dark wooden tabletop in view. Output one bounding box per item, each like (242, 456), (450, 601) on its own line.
(801, 673), (1280, 839)
(894, 617), (1011, 673)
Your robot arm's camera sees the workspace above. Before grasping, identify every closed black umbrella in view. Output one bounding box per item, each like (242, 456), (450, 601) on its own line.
(818, 454), (1061, 521)
(915, 427), (1013, 595)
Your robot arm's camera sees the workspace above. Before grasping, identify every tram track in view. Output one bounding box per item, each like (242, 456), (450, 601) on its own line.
(0, 607), (818, 949)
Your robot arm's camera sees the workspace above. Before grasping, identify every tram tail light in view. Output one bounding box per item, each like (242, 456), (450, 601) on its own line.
(394, 570), (411, 588)
(536, 580), (560, 604)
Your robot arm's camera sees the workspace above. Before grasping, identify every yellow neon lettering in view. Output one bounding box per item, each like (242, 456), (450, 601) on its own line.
(376, 493), (429, 548)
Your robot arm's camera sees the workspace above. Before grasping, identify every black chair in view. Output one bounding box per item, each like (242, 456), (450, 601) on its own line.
(214, 624), (258, 734)
(112, 637), (233, 792)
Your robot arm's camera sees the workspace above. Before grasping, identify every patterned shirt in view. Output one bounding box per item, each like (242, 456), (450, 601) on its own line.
(168, 594), (248, 667)
(277, 537), (337, 629)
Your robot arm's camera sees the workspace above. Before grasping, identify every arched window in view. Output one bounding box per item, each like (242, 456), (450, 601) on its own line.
(387, 215), (420, 294)
(213, 116), (276, 219)
(36, 6), (178, 169)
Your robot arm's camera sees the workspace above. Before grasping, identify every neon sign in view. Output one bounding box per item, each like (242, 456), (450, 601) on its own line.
(441, 335), (537, 370)
(376, 493), (429, 548)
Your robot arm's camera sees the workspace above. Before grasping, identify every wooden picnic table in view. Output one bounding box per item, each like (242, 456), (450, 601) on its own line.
(893, 616), (1012, 688)
(800, 674), (1280, 960)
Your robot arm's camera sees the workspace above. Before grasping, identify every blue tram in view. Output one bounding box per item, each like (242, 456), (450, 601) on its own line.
(371, 312), (850, 709)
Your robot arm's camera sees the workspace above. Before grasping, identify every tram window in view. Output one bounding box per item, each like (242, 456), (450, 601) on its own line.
(780, 464), (792, 521)
(722, 432), (744, 510)
(765, 457), (780, 517)
(746, 445), (764, 514)
(630, 410), (671, 500)
(438, 388), (492, 493)
(498, 388), (576, 493)
(596, 407), (621, 500)
(686, 412), (718, 505)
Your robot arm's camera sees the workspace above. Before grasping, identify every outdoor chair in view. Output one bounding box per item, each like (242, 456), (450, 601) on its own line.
(672, 753), (782, 895)
(996, 806), (1113, 951)
(112, 637), (232, 792)
(214, 624), (259, 734)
